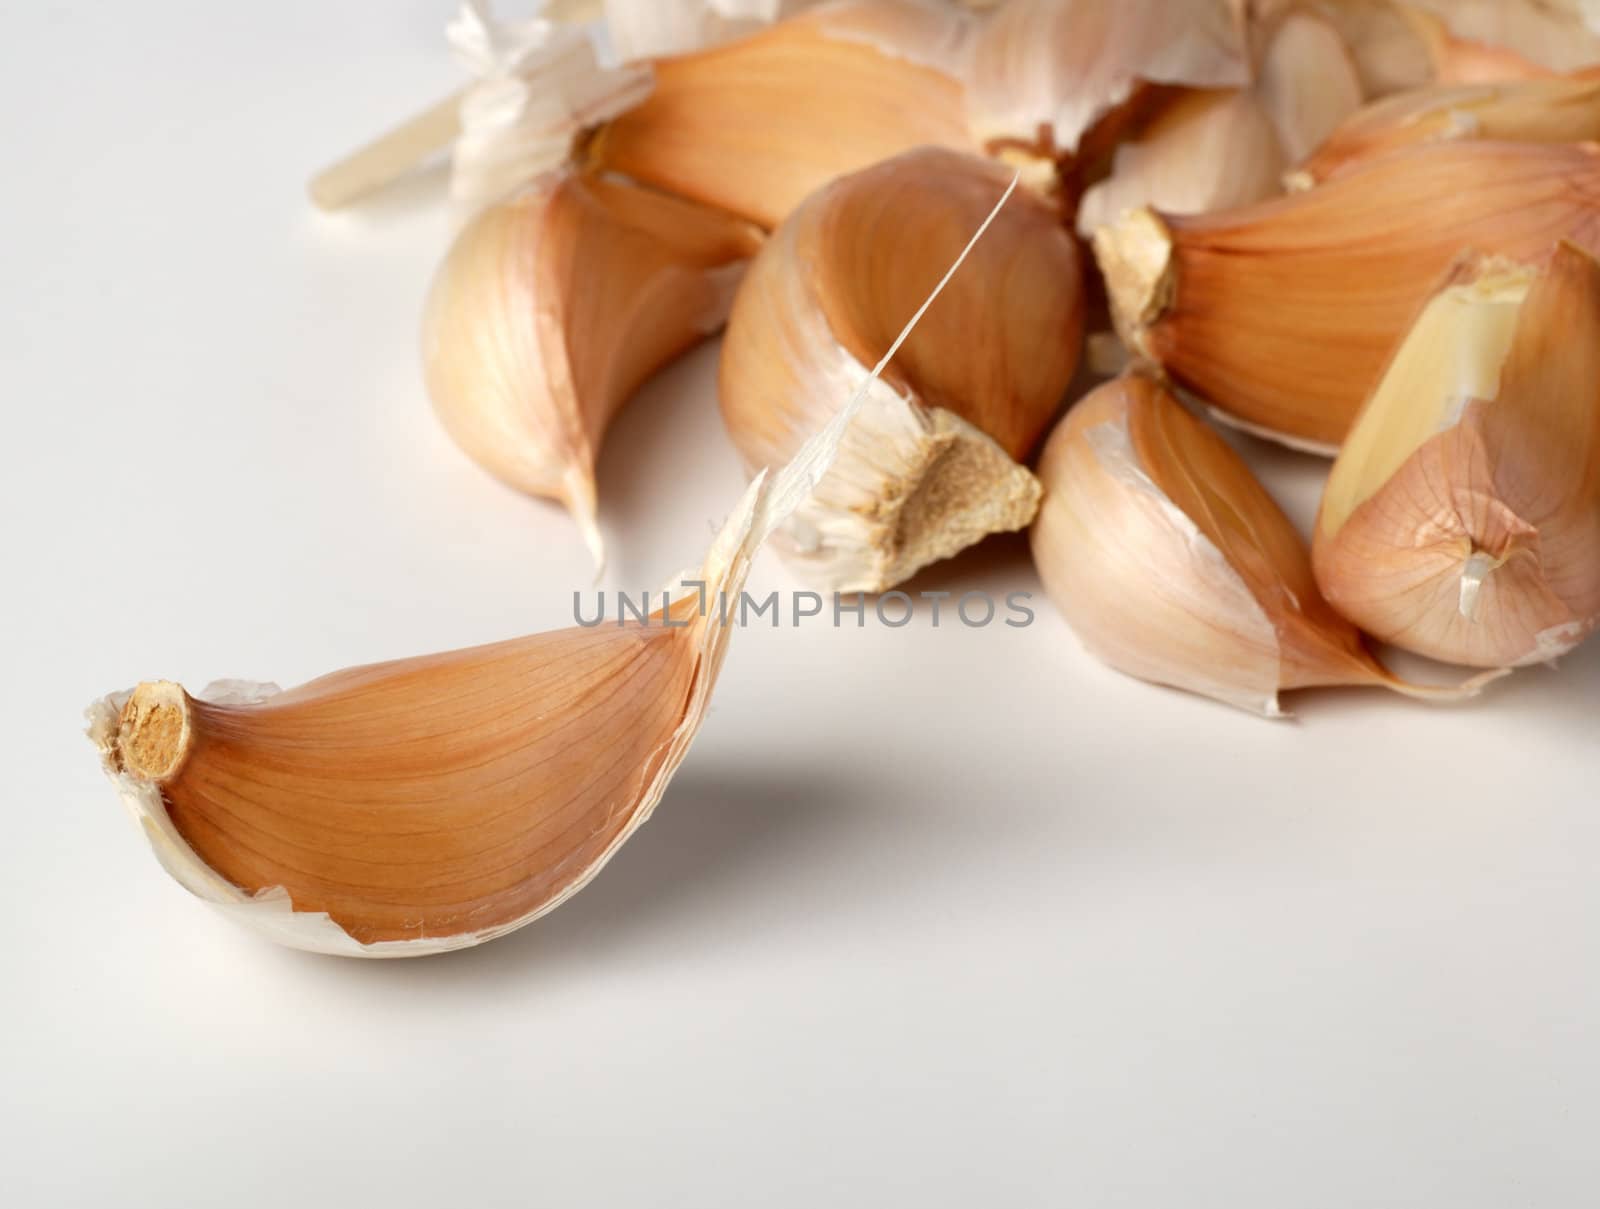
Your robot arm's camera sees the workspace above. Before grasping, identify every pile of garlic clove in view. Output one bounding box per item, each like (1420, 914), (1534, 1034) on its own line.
(91, 0), (1600, 958)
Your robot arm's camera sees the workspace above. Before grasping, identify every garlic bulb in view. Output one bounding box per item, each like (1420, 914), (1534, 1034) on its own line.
(1293, 77), (1600, 187)
(91, 174), (1022, 956)
(1030, 374), (1499, 716)
(1314, 245), (1600, 668)
(1075, 11), (1361, 240)
(586, 0), (978, 229)
(423, 168), (763, 565)
(720, 148), (1083, 591)
(966, 0), (1252, 157)
(1095, 140), (1600, 450)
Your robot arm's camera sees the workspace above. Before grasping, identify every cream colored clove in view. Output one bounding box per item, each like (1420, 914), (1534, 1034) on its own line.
(1029, 374), (1500, 716)
(719, 148), (1083, 592)
(1314, 245), (1600, 668)
(422, 168), (763, 565)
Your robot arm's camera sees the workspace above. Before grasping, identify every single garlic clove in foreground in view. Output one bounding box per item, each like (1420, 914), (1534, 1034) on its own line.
(965, 0), (1252, 158)
(422, 168), (763, 565)
(1029, 374), (1499, 716)
(585, 0), (979, 229)
(1313, 245), (1600, 668)
(719, 148), (1084, 592)
(1094, 140), (1600, 451)
(90, 172), (1019, 957)
(89, 495), (762, 956)
(1293, 77), (1600, 188)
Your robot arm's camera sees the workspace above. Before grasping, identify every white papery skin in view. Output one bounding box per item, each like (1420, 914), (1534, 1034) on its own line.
(1031, 396), (1285, 717)
(449, 1), (652, 210)
(967, 0), (1252, 154)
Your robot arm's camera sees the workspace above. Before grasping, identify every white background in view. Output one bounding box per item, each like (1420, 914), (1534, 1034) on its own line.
(5, 4), (1598, 1206)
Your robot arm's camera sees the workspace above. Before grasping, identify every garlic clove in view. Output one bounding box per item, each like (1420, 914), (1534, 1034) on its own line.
(1076, 89), (1287, 241)
(1294, 77), (1600, 187)
(1094, 140), (1600, 450)
(966, 0), (1252, 159)
(88, 505), (762, 955)
(1030, 373), (1499, 716)
(1314, 244), (1600, 668)
(1253, 9), (1365, 163)
(1402, 1), (1600, 84)
(585, 0), (978, 229)
(422, 168), (763, 565)
(719, 148), (1083, 592)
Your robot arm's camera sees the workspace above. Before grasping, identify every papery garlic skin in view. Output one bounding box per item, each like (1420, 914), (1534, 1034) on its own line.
(720, 148), (1083, 592)
(1293, 78), (1600, 187)
(1095, 141), (1600, 448)
(422, 169), (762, 564)
(1314, 246), (1600, 668)
(1031, 375), (1498, 715)
(587, 0), (977, 229)
(448, 2), (653, 211)
(967, 0), (1251, 157)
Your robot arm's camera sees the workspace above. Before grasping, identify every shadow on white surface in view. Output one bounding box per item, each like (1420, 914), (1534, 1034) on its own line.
(253, 762), (897, 982)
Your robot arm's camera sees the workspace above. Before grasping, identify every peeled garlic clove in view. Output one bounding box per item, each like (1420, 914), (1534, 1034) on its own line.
(1295, 78), (1600, 187)
(1095, 140), (1600, 450)
(1402, 1), (1600, 83)
(1076, 89), (1287, 240)
(720, 148), (1083, 592)
(1030, 374), (1496, 715)
(1253, 9), (1364, 162)
(966, 0), (1251, 158)
(1313, 245), (1600, 668)
(423, 168), (763, 565)
(586, 0), (978, 229)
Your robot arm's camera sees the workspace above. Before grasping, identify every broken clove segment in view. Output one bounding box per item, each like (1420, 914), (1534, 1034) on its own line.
(719, 148), (1083, 592)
